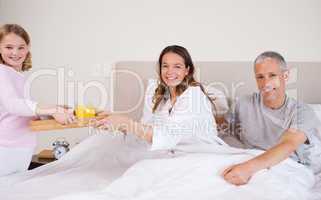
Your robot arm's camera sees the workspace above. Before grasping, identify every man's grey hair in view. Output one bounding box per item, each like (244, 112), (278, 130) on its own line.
(254, 51), (289, 71)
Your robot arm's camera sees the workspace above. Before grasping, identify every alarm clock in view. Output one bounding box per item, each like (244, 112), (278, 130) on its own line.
(52, 139), (70, 159)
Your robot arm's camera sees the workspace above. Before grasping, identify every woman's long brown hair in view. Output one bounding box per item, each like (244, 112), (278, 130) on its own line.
(152, 45), (216, 113)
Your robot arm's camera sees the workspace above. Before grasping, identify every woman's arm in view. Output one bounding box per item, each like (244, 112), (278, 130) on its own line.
(130, 120), (153, 142)
(95, 114), (153, 142)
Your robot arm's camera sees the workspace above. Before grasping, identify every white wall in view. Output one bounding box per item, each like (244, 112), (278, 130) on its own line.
(1, 0), (321, 152)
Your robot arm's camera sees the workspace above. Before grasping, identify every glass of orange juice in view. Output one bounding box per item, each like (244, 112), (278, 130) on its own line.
(74, 105), (96, 119)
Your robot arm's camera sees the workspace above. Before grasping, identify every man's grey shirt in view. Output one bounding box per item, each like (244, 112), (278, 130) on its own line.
(230, 93), (321, 173)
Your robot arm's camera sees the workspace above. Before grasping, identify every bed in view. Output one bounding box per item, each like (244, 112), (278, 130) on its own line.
(0, 61), (320, 200)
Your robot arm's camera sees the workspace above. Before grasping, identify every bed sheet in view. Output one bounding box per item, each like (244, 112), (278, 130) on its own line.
(0, 134), (318, 200)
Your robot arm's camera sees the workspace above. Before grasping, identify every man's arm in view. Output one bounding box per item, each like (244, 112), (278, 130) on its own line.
(222, 128), (307, 186)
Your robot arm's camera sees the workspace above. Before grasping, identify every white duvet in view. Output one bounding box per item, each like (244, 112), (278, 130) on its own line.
(0, 133), (318, 200)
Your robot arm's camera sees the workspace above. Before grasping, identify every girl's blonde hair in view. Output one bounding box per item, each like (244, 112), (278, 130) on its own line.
(0, 24), (32, 71)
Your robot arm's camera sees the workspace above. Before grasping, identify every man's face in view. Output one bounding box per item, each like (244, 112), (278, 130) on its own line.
(254, 58), (288, 102)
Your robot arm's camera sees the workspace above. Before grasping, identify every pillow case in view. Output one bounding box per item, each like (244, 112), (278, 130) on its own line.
(204, 84), (229, 116)
(309, 104), (321, 139)
(310, 104), (321, 121)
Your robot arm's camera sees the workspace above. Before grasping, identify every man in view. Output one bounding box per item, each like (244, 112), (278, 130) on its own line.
(222, 51), (321, 186)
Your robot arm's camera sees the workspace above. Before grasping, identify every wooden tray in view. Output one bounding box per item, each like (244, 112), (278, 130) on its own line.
(29, 116), (105, 131)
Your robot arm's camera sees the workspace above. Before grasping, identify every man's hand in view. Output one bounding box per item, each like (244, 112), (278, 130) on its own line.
(222, 129), (307, 186)
(222, 162), (257, 186)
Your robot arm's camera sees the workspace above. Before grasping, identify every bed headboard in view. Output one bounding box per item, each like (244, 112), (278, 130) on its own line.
(112, 61), (321, 120)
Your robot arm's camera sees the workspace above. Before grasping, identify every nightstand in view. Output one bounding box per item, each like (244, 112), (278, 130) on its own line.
(28, 150), (56, 170)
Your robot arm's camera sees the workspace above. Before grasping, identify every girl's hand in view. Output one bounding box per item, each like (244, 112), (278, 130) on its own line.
(52, 106), (75, 125)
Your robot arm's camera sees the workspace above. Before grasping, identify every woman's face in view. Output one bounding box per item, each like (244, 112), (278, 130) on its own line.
(160, 52), (189, 88)
(0, 33), (29, 71)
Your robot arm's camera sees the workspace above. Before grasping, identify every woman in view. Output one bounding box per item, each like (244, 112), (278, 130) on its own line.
(95, 45), (225, 150)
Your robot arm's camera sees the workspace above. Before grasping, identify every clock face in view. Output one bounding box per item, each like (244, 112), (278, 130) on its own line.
(54, 146), (68, 159)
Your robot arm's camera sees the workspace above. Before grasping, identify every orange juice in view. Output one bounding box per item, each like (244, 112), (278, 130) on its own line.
(75, 105), (96, 119)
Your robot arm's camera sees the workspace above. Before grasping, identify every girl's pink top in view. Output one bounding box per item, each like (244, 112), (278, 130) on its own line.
(0, 64), (37, 148)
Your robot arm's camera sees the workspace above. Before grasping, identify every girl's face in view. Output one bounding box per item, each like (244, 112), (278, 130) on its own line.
(0, 33), (29, 71)
(160, 52), (189, 88)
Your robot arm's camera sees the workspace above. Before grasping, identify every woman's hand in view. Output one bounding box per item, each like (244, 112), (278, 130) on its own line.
(94, 114), (133, 133)
(93, 112), (153, 142)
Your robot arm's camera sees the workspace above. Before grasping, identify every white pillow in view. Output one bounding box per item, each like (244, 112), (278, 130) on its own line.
(204, 84), (229, 116)
(309, 104), (321, 139)
(140, 79), (158, 124)
(310, 104), (321, 121)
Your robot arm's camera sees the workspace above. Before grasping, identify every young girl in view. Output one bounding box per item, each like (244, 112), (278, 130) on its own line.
(0, 24), (75, 176)
(95, 45), (225, 150)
